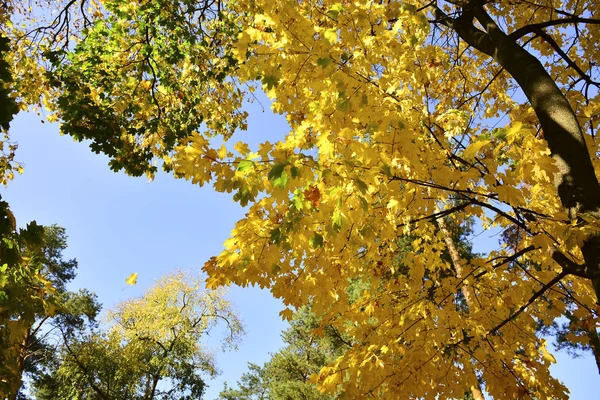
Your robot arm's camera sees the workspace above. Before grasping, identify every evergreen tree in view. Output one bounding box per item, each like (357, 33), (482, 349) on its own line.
(219, 306), (349, 400)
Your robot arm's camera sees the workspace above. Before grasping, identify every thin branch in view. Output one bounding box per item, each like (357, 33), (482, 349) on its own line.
(396, 201), (473, 228)
(61, 330), (111, 400)
(510, 17), (600, 40)
(489, 271), (567, 335)
(533, 29), (600, 89)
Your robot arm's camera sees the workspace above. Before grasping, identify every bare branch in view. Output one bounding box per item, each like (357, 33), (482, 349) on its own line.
(510, 17), (600, 40)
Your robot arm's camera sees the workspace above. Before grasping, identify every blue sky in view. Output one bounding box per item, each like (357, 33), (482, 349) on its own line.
(3, 103), (600, 398)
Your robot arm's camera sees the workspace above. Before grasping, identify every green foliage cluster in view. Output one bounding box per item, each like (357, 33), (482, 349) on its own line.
(0, 197), (100, 400)
(219, 306), (349, 400)
(0, 35), (18, 132)
(0, 33), (20, 185)
(31, 271), (245, 400)
(46, 0), (244, 177)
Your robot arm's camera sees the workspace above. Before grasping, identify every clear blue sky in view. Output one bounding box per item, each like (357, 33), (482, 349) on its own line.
(2, 101), (599, 398)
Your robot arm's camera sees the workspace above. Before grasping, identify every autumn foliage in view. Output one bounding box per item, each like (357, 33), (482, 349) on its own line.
(2, 0), (600, 398)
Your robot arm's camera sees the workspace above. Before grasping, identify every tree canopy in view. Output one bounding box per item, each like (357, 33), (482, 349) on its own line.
(0, 198), (99, 400)
(219, 306), (350, 400)
(32, 270), (245, 400)
(3, 0), (600, 398)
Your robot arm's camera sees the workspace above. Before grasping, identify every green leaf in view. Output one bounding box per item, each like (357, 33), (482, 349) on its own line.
(317, 57), (334, 68)
(262, 75), (279, 90)
(401, 3), (417, 13)
(292, 191), (304, 211)
(381, 164), (393, 177)
(337, 92), (350, 112)
(233, 185), (254, 207)
(268, 162), (289, 189)
(270, 227), (284, 244)
(290, 165), (299, 178)
(332, 208), (344, 232)
(354, 178), (368, 194)
(493, 128), (508, 142)
(359, 196), (369, 211)
(309, 233), (324, 248)
(237, 160), (254, 172)
(326, 3), (344, 20)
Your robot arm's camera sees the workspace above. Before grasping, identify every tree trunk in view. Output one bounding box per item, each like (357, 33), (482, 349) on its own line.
(437, 213), (485, 400)
(587, 328), (600, 375)
(442, 3), (600, 300)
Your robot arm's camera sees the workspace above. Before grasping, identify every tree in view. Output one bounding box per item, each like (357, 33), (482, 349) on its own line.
(0, 198), (46, 399)
(0, 198), (99, 400)
(17, 228), (100, 400)
(219, 306), (349, 400)
(32, 270), (244, 399)
(0, 33), (17, 134)
(6, 0), (600, 398)
(219, 363), (270, 400)
(221, 222), (479, 400)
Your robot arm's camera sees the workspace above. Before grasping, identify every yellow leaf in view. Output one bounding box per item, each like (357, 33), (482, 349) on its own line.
(387, 199), (399, 209)
(463, 139), (491, 160)
(323, 371), (342, 388)
(234, 141), (250, 156)
(542, 346), (556, 364)
(279, 308), (294, 321)
(218, 144), (228, 159)
(125, 273), (139, 285)
(323, 28), (339, 44)
(497, 185), (524, 206)
(506, 122), (524, 138)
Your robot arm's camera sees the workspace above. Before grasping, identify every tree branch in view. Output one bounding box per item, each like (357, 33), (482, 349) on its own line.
(489, 271), (567, 335)
(533, 29), (600, 89)
(433, 6), (495, 57)
(61, 330), (111, 400)
(509, 17), (600, 40)
(552, 251), (588, 278)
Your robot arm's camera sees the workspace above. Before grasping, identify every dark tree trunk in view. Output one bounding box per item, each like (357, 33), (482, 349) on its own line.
(587, 328), (600, 375)
(439, 3), (600, 300)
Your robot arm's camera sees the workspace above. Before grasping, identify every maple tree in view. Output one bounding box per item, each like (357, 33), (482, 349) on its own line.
(3, 0), (600, 398)
(219, 222), (485, 400)
(32, 270), (245, 399)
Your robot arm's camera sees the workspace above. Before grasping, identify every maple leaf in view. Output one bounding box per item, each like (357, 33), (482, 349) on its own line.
(125, 273), (138, 286)
(304, 185), (321, 207)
